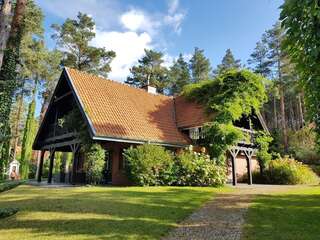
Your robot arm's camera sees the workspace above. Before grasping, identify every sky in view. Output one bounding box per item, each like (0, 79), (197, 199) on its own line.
(36, 0), (284, 82)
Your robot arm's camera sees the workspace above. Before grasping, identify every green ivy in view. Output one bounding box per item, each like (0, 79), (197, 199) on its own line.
(255, 131), (273, 174)
(183, 69), (268, 161)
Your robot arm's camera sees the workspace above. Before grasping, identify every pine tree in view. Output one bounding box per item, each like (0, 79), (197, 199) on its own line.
(213, 49), (241, 76)
(126, 49), (169, 93)
(0, 0), (27, 175)
(0, 0), (13, 70)
(248, 40), (273, 77)
(51, 12), (115, 77)
(189, 47), (211, 83)
(20, 98), (36, 179)
(168, 54), (191, 95)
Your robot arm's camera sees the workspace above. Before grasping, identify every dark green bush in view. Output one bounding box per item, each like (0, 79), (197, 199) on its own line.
(124, 144), (227, 186)
(0, 181), (23, 193)
(174, 151), (226, 186)
(264, 157), (319, 185)
(0, 208), (19, 219)
(123, 144), (175, 186)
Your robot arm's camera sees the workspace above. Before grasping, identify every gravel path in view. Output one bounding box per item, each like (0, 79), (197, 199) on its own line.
(164, 184), (295, 240)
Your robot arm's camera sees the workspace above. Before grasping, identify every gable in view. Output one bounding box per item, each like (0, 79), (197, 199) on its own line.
(33, 70), (92, 150)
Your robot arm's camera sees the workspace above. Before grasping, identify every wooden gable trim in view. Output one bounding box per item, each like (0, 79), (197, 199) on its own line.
(64, 67), (96, 138)
(32, 68), (96, 150)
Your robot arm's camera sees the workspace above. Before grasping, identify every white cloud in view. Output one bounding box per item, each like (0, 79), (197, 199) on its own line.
(92, 30), (152, 81)
(164, 0), (186, 34)
(120, 9), (161, 36)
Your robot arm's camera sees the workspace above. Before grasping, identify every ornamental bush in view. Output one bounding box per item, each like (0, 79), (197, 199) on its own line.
(123, 144), (175, 186)
(174, 150), (226, 186)
(264, 157), (319, 185)
(84, 143), (105, 185)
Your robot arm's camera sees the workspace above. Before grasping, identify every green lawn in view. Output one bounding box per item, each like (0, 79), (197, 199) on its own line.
(242, 186), (320, 240)
(0, 185), (226, 240)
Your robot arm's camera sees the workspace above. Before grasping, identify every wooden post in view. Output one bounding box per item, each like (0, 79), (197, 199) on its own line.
(47, 148), (55, 184)
(37, 150), (45, 182)
(244, 149), (254, 185)
(229, 147), (239, 186)
(231, 155), (237, 186)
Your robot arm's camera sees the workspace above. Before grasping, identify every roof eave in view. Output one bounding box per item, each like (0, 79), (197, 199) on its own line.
(92, 135), (188, 148)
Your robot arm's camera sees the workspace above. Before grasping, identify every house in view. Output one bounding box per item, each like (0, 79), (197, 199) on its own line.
(33, 68), (269, 186)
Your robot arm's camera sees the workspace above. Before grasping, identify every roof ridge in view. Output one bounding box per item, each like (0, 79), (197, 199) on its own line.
(65, 67), (173, 99)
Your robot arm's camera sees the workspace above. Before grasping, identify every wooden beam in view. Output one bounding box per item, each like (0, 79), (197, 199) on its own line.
(53, 91), (72, 103)
(42, 139), (80, 150)
(43, 132), (77, 144)
(47, 149), (55, 184)
(36, 150), (45, 182)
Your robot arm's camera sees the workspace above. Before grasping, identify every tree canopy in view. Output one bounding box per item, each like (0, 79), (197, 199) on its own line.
(51, 12), (115, 77)
(213, 49), (241, 76)
(126, 49), (169, 93)
(280, 0), (320, 147)
(168, 54), (191, 95)
(189, 47), (211, 83)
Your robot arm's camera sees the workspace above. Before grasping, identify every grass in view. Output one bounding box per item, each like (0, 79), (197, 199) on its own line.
(242, 186), (320, 240)
(0, 185), (227, 240)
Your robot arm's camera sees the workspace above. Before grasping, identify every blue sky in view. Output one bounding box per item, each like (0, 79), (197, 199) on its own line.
(36, 0), (283, 82)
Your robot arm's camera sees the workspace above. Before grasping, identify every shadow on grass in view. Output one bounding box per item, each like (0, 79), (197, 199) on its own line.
(0, 186), (220, 240)
(242, 191), (320, 240)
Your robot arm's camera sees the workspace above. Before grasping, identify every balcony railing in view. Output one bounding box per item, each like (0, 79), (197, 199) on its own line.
(237, 127), (256, 146)
(47, 123), (71, 138)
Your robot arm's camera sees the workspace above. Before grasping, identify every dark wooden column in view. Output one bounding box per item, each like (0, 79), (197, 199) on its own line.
(244, 148), (254, 185)
(47, 148), (55, 184)
(229, 148), (240, 186)
(37, 150), (45, 182)
(231, 155), (237, 186)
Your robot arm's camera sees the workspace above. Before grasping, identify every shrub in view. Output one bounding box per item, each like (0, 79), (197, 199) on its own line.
(288, 126), (320, 164)
(123, 144), (175, 186)
(264, 157), (319, 185)
(0, 208), (19, 219)
(0, 181), (23, 193)
(174, 151), (226, 187)
(84, 143), (105, 185)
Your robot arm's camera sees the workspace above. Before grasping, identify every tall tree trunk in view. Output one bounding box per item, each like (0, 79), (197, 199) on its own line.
(297, 93), (304, 128)
(6, 0), (27, 49)
(0, 0), (13, 70)
(12, 91), (24, 160)
(273, 95), (278, 129)
(279, 85), (288, 152)
(289, 96), (296, 130)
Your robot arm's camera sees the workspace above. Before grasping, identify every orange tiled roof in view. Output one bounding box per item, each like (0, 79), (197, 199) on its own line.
(66, 68), (194, 146)
(174, 96), (210, 128)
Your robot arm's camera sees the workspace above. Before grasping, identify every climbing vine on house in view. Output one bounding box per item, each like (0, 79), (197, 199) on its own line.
(183, 69), (268, 163)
